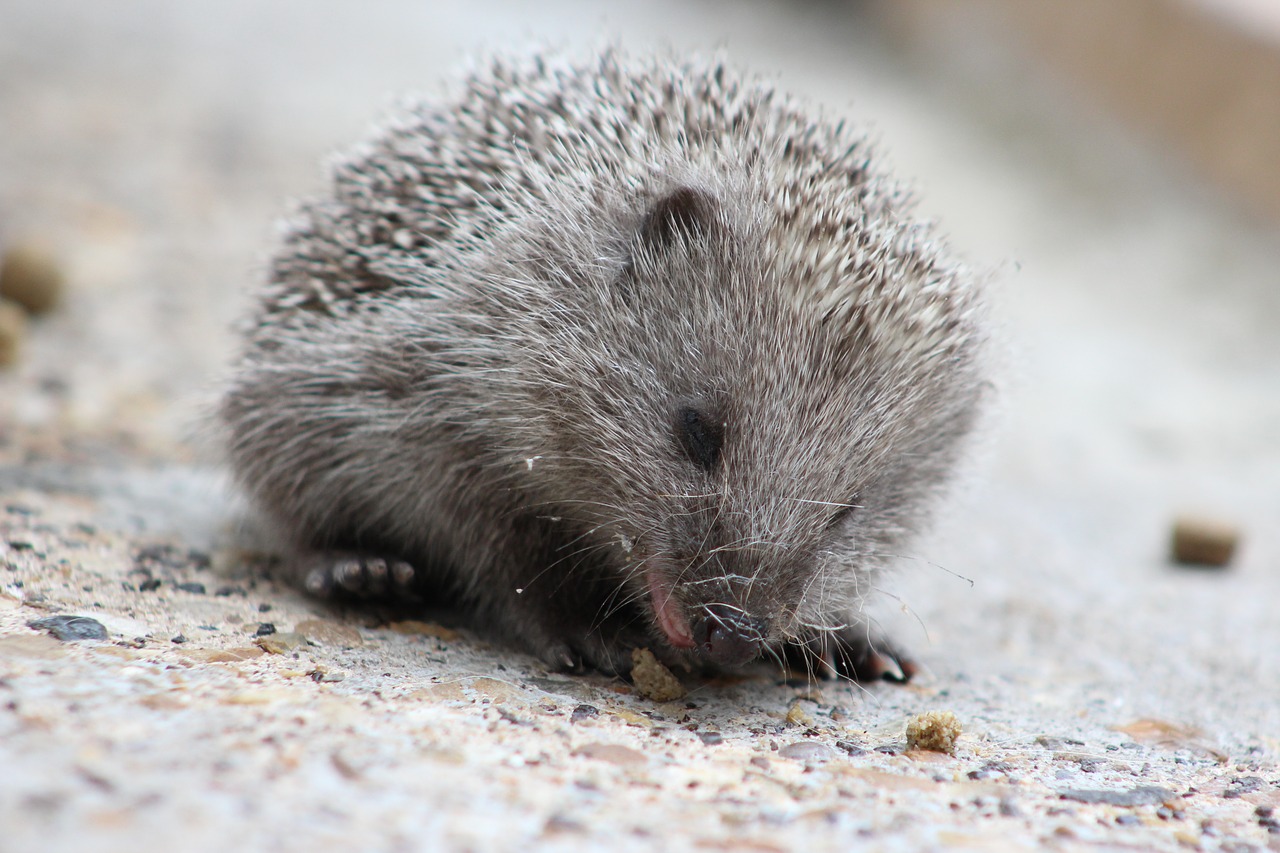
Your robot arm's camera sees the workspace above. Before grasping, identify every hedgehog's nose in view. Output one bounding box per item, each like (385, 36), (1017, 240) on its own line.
(695, 604), (768, 667)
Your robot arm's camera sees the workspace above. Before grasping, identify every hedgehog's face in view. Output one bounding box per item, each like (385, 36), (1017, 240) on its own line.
(628, 345), (950, 670)
(526, 182), (982, 670)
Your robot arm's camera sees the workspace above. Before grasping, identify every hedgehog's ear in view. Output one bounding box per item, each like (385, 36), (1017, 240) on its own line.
(639, 186), (718, 250)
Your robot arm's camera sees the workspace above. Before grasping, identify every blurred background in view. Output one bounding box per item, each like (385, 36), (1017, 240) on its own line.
(1, 0), (1277, 743)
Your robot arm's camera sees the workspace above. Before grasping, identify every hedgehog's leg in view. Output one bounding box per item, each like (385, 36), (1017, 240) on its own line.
(783, 628), (917, 684)
(535, 633), (638, 678)
(292, 550), (418, 601)
(476, 583), (650, 677)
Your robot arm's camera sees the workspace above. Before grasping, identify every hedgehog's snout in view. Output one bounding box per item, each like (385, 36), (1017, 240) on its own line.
(694, 604), (768, 667)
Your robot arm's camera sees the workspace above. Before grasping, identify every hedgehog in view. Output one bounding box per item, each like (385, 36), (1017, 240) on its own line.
(219, 47), (987, 680)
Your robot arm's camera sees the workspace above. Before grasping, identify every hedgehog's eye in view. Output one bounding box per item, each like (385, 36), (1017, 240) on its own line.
(675, 406), (723, 471)
(641, 186), (717, 250)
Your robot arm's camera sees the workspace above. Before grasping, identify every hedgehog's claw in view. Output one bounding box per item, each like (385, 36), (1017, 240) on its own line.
(784, 628), (916, 685)
(540, 642), (584, 674)
(294, 551), (417, 601)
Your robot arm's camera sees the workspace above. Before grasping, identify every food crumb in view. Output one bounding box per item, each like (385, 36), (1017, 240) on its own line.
(906, 710), (962, 754)
(0, 242), (64, 315)
(1170, 515), (1240, 567)
(630, 647), (685, 702)
(785, 702), (815, 728)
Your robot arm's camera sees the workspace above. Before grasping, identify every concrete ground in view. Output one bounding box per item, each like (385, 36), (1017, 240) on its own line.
(2, 1), (1278, 851)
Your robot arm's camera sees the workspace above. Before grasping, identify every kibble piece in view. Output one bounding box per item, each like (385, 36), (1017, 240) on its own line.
(0, 242), (64, 315)
(906, 710), (962, 754)
(630, 647), (685, 702)
(1171, 515), (1240, 567)
(785, 702), (815, 728)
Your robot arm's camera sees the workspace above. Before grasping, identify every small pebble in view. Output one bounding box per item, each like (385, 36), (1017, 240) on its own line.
(1170, 514), (1240, 567)
(543, 815), (584, 835)
(776, 742), (838, 763)
(572, 743), (646, 766)
(255, 632), (308, 655)
(170, 634), (188, 644)
(309, 666), (346, 683)
(134, 544), (188, 568)
(174, 582), (206, 595)
(138, 579), (162, 593)
(968, 766), (1005, 780)
(0, 242), (65, 314)
(27, 615), (108, 642)
(254, 622), (277, 636)
(1059, 786), (1172, 807)
(1223, 776), (1264, 798)
(698, 731), (724, 747)
(570, 704), (600, 723)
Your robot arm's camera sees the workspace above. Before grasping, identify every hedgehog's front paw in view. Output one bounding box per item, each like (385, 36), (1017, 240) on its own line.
(784, 628), (917, 684)
(294, 551), (417, 601)
(535, 631), (642, 678)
